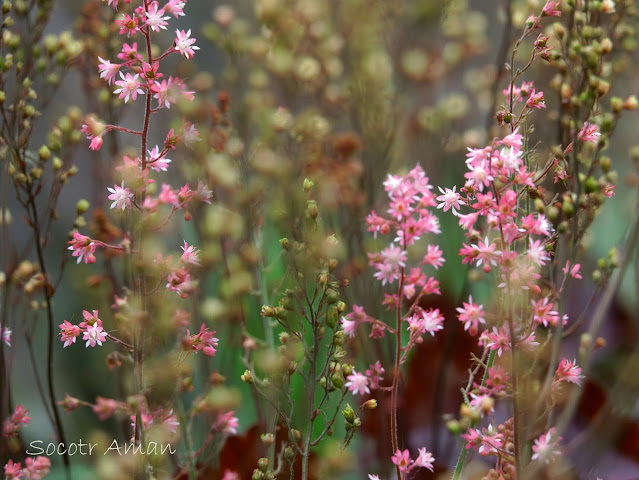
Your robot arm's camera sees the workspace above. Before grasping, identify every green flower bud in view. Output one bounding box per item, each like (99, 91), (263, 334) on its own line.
(342, 404), (355, 424)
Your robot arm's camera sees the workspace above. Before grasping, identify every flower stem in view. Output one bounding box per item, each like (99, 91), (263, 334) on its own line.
(451, 349), (496, 480)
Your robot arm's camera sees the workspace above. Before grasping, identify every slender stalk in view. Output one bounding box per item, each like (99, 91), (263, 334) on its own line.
(451, 350), (496, 480)
(28, 199), (71, 480)
(390, 250), (405, 480)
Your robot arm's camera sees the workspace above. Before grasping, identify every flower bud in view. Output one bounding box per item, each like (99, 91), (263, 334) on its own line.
(76, 199), (90, 215)
(241, 370), (254, 384)
(363, 399), (377, 410)
(342, 404), (355, 424)
(261, 433), (275, 445)
(257, 458), (269, 472)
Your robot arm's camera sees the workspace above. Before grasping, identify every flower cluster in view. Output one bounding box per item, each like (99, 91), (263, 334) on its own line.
(2, 405), (31, 438)
(4, 457), (51, 480)
(59, 310), (108, 348)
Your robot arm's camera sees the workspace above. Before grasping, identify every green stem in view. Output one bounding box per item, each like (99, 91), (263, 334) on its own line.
(451, 350), (496, 480)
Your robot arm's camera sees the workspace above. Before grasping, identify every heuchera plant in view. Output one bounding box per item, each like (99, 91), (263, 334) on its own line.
(3, 0), (639, 478)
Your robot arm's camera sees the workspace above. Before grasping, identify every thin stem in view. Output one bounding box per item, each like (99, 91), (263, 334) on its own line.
(451, 350), (496, 480)
(28, 199), (71, 480)
(390, 252), (405, 480)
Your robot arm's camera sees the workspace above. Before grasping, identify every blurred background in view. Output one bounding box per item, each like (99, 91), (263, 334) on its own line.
(2, 0), (639, 478)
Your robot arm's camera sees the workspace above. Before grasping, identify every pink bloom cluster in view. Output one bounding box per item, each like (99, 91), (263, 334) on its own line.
(182, 323), (219, 357)
(347, 165), (443, 340)
(391, 447), (435, 473)
(4, 456), (51, 480)
(2, 405), (31, 438)
(212, 410), (239, 435)
(59, 310), (108, 348)
(165, 241), (202, 298)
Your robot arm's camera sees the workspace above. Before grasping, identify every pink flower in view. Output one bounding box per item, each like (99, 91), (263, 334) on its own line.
(68, 232), (98, 264)
(531, 428), (562, 463)
(164, 0), (186, 18)
(554, 358), (583, 386)
(421, 308), (444, 336)
(180, 241), (201, 266)
(1, 324), (12, 347)
(436, 186), (465, 214)
(368, 475), (381, 480)
(113, 72), (145, 103)
(478, 424), (503, 456)
(147, 145), (171, 171)
(93, 396), (120, 420)
(184, 323), (219, 357)
(578, 122), (600, 143)
(107, 182), (133, 210)
(345, 370), (370, 395)
(174, 29), (199, 59)
(89, 136), (103, 151)
(365, 361), (385, 390)
(542, 0), (562, 16)
(59, 320), (81, 347)
(413, 448), (435, 471)
(115, 13), (139, 36)
(222, 471), (240, 480)
(456, 295), (486, 335)
(145, 3), (170, 32)
(167, 269), (195, 298)
(4, 459), (22, 479)
(117, 42), (142, 62)
(11, 406), (31, 427)
(97, 56), (120, 85)
(341, 316), (357, 337)
(527, 239), (550, 267)
(562, 260), (582, 279)
(526, 89), (546, 109)
(80, 309), (102, 329)
(23, 456), (50, 479)
(391, 449), (412, 472)
(83, 324), (107, 348)
(213, 411), (239, 434)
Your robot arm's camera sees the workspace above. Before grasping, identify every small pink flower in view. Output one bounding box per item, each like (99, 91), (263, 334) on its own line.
(23, 456), (50, 479)
(174, 29), (199, 59)
(184, 323), (219, 357)
(542, 0), (562, 16)
(365, 361), (385, 390)
(391, 449), (412, 472)
(554, 358), (583, 386)
(532, 428), (562, 463)
(113, 72), (145, 103)
(93, 396), (120, 420)
(97, 56), (120, 85)
(456, 295), (486, 335)
(345, 370), (370, 395)
(59, 320), (81, 347)
(107, 182), (133, 210)
(341, 316), (357, 337)
(436, 186), (465, 214)
(413, 448), (435, 471)
(145, 3), (170, 32)
(180, 241), (201, 266)
(83, 324), (107, 348)
(89, 136), (104, 151)
(4, 459), (22, 479)
(578, 122), (600, 143)
(213, 411), (239, 434)
(68, 232), (98, 264)
(526, 89), (546, 109)
(115, 13), (139, 36)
